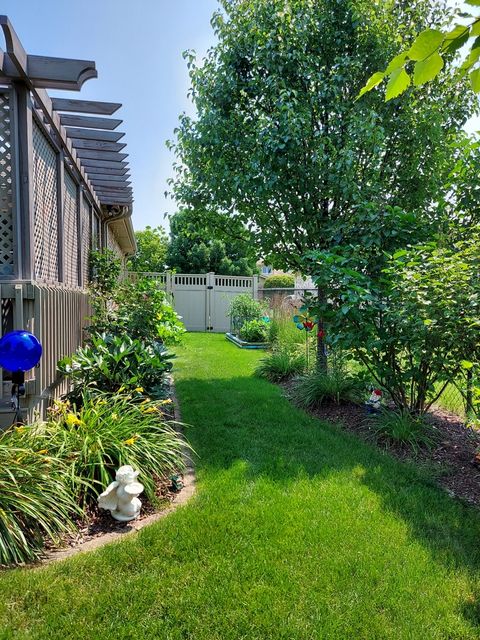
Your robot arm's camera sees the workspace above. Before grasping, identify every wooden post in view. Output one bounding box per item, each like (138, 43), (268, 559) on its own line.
(12, 83), (35, 280)
(76, 184), (83, 287)
(56, 150), (65, 283)
(252, 274), (259, 300)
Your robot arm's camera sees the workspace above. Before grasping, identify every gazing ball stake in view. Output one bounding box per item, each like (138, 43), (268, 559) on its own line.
(98, 465), (144, 522)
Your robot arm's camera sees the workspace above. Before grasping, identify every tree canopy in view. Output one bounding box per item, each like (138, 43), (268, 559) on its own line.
(170, 0), (475, 273)
(128, 226), (168, 273)
(166, 209), (256, 275)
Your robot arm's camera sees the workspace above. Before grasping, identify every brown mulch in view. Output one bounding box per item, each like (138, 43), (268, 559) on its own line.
(280, 382), (480, 508)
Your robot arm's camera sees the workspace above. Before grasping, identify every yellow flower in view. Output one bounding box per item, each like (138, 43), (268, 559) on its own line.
(111, 413), (119, 421)
(143, 407), (157, 414)
(118, 385), (126, 393)
(15, 426), (25, 433)
(134, 387), (144, 393)
(37, 449), (48, 455)
(65, 413), (82, 427)
(160, 399), (173, 405)
(123, 435), (138, 446)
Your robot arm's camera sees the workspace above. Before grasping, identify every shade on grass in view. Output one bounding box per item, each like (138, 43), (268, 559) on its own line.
(1, 333), (480, 639)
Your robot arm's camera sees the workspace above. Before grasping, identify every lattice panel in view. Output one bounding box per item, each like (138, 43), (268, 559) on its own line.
(81, 196), (91, 285)
(92, 212), (100, 250)
(33, 122), (58, 283)
(63, 169), (79, 287)
(0, 93), (14, 276)
(107, 225), (124, 261)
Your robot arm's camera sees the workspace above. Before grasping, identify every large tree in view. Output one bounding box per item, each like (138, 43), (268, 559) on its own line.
(166, 209), (256, 275)
(170, 0), (474, 275)
(128, 226), (168, 273)
(170, 0), (475, 369)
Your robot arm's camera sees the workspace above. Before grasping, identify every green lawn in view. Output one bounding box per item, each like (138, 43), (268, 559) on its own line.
(1, 333), (480, 639)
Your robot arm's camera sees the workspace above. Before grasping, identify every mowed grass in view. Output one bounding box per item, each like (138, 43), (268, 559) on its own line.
(1, 333), (480, 639)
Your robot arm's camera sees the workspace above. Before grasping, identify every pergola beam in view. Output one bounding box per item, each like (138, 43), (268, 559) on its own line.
(75, 149), (128, 161)
(89, 173), (131, 182)
(51, 97), (121, 115)
(60, 114), (123, 130)
(65, 127), (125, 142)
(70, 138), (126, 152)
(80, 158), (129, 171)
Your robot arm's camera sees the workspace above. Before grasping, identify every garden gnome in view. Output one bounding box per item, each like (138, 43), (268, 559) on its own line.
(98, 465), (144, 522)
(366, 389), (382, 413)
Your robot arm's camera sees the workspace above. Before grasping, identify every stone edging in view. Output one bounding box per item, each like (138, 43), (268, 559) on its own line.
(43, 381), (195, 564)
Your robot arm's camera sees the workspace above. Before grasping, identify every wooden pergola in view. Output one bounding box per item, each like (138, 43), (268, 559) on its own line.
(0, 15), (133, 214)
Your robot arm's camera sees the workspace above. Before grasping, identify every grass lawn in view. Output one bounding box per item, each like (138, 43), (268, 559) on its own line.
(1, 333), (480, 639)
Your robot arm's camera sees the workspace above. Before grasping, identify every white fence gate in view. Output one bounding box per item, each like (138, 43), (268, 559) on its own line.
(127, 272), (260, 332)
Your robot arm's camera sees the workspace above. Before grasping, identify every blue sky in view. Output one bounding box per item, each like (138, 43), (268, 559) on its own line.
(0, 0), (219, 232)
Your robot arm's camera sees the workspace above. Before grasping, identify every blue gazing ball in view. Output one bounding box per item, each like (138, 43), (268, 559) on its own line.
(0, 331), (42, 372)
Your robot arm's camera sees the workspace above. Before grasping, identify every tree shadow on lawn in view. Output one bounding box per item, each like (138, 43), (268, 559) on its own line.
(176, 372), (480, 617)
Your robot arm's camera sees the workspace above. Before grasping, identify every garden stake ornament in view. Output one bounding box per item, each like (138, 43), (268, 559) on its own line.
(293, 308), (317, 367)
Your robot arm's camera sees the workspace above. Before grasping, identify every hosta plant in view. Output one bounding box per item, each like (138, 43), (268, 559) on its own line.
(58, 332), (174, 401)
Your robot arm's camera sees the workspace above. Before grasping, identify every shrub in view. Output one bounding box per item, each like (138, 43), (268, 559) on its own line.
(292, 369), (365, 408)
(0, 435), (81, 565)
(371, 409), (437, 453)
(228, 293), (267, 319)
(25, 392), (190, 505)
(239, 319), (269, 343)
(263, 274), (295, 289)
(305, 233), (480, 414)
(112, 278), (185, 345)
(255, 347), (306, 382)
(58, 332), (173, 401)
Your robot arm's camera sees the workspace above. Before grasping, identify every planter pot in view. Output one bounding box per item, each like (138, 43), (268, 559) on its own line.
(225, 333), (269, 349)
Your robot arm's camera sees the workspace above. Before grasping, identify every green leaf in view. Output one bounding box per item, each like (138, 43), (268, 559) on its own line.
(472, 20), (480, 37)
(385, 68), (411, 101)
(461, 360), (475, 370)
(407, 29), (444, 61)
(393, 250), (408, 259)
(385, 52), (408, 74)
(442, 25), (470, 53)
(460, 37), (480, 71)
(470, 68), (480, 91)
(466, 0), (480, 5)
(413, 52), (444, 86)
(357, 71), (385, 99)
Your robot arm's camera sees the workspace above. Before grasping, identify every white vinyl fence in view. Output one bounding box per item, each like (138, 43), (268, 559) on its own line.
(126, 272), (259, 332)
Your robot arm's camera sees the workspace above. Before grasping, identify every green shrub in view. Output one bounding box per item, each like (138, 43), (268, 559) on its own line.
(228, 294), (268, 334)
(58, 332), (173, 401)
(292, 369), (365, 408)
(112, 278), (185, 345)
(255, 347), (306, 382)
(239, 319), (269, 343)
(0, 435), (81, 565)
(263, 274), (295, 289)
(24, 391), (190, 506)
(371, 409), (437, 452)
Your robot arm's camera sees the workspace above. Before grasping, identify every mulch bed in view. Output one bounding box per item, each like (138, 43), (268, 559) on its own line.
(280, 382), (480, 508)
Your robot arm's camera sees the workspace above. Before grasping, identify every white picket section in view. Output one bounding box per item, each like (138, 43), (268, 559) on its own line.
(125, 272), (260, 332)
